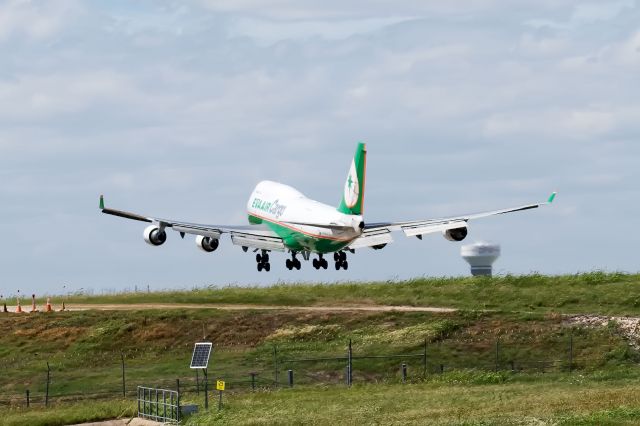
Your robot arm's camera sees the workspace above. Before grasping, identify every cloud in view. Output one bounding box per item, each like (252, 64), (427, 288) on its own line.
(0, 0), (82, 42)
(1, 0), (640, 293)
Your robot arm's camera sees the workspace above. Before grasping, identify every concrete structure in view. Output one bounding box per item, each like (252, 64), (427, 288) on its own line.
(461, 242), (501, 277)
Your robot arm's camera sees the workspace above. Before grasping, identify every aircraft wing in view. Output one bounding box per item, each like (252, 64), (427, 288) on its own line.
(348, 192), (557, 250)
(99, 196), (286, 252)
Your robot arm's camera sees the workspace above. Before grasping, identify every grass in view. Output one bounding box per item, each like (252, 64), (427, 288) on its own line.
(53, 272), (640, 315)
(2, 273), (640, 424)
(184, 376), (640, 425)
(0, 400), (135, 426)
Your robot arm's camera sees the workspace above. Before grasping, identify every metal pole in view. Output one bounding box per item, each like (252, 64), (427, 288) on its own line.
(274, 346), (279, 387)
(423, 339), (428, 378)
(176, 379), (181, 422)
(121, 352), (126, 397)
(196, 369), (200, 395)
(45, 362), (50, 408)
(569, 332), (574, 373)
(218, 390), (223, 411)
(495, 339), (500, 372)
(204, 369), (209, 410)
(288, 370), (294, 388)
(402, 363), (407, 383)
(251, 372), (257, 391)
(347, 339), (353, 387)
(26, 390), (30, 408)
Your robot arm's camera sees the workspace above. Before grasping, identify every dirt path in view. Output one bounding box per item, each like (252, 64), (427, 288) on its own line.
(49, 303), (456, 313)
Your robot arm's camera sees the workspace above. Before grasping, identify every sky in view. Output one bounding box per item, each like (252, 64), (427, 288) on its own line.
(0, 0), (639, 296)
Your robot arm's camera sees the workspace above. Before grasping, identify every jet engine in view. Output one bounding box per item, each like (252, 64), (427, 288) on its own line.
(143, 225), (167, 246)
(443, 226), (468, 242)
(196, 235), (220, 253)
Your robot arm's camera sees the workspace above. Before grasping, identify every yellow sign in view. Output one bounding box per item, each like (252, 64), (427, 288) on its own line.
(216, 380), (225, 391)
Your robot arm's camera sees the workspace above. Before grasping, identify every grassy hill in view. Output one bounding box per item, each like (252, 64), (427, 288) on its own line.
(60, 272), (640, 315)
(1, 273), (640, 425)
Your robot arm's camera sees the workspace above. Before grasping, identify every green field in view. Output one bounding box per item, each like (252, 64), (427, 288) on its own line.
(1, 273), (640, 425)
(60, 272), (640, 315)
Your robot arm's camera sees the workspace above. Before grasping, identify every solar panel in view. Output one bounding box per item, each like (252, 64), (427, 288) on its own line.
(190, 342), (213, 369)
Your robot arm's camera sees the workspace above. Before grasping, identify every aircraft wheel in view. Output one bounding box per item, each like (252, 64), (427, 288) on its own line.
(322, 259), (328, 269)
(333, 252), (340, 261)
(295, 259), (301, 270)
(263, 253), (270, 263)
(335, 262), (341, 270)
(342, 261), (349, 270)
(340, 251), (347, 262)
(265, 263), (271, 272)
(286, 259), (292, 270)
(257, 263), (263, 272)
(312, 259), (319, 269)
(256, 254), (262, 263)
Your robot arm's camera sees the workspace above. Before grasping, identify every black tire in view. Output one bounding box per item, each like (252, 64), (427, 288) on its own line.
(343, 261), (349, 270)
(335, 262), (340, 270)
(265, 263), (271, 272)
(340, 252), (347, 262)
(286, 259), (292, 270)
(312, 259), (318, 269)
(264, 253), (270, 262)
(295, 260), (301, 270)
(333, 252), (340, 261)
(256, 254), (262, 263)
(257, 263), (263, 272)
(322, 259), (328, 269)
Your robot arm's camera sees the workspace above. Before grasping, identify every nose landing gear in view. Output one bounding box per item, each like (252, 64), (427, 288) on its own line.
(286, 252), (302, 270)
(333, 251), (348, 270)
(256, 250), (271, 272)
(312, 254), (328, 270)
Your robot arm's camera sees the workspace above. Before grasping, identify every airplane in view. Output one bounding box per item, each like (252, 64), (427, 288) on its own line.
(100, 142), (556, 272)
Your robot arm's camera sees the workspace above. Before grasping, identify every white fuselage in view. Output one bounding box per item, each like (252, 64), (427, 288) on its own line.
(246, 181), (363, 253)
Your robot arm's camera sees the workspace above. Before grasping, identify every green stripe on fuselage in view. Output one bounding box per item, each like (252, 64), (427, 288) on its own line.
(247, 214), (352, 254)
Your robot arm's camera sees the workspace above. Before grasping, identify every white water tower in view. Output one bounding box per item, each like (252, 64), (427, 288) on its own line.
(461, 242), (501, 277)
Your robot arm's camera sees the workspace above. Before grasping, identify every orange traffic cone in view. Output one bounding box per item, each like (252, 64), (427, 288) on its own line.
(45, 297), (53, 312)
(15, 299), (23, 313)
(30, 294), (38, 313)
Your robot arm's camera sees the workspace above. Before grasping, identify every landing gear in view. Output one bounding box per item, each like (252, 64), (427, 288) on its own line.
(286, 252), (301, 270)
(312, 254), (328, 270)
(256, 250), (271, 272)
(334, 251), (349, 270)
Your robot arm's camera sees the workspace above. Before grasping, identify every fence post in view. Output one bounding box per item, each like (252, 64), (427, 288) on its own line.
(121, 352), (126, 397)
(495, 339), (500, 372)
(347, 339), (353, 387)
(26, 390), (30, 408)
(288, 370), (294, 387)
(273, 346), (279, 387)
(402, 363), (407, 383)
(196, 369), (200, 395)
(569, 332), (573, 373)
(176, 379), (181, 422)
(250, 372), (257, 391)
(45, 362), (51, 408)
(423, 339), (428, 378)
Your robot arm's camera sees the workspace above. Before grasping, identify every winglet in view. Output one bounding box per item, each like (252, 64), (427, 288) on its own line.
(99, 195), (105, 210)
(547, 192), (557, 204)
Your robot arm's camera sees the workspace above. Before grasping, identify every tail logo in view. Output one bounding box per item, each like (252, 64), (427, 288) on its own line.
(344, 160), (360, 209)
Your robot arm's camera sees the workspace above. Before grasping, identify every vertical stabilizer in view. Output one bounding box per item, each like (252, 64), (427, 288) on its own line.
(338, 142), (366, 216)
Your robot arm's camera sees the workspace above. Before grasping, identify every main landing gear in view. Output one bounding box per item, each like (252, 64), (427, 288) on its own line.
(286, 252), (302, 270)
(334, 251), (348, 270)
(312, 254), (328, 270)
(256, 250), (271, 272)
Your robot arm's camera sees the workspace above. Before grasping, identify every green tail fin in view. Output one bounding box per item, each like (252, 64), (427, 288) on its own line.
(338, 142), (367, 216)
